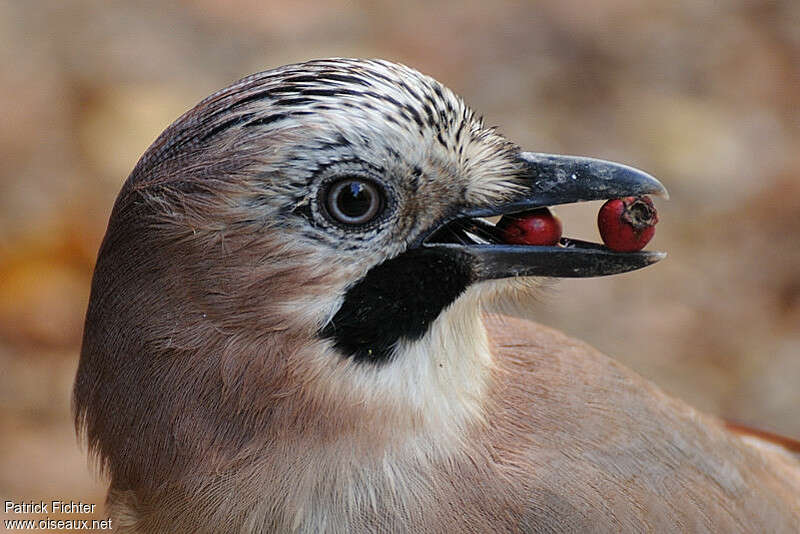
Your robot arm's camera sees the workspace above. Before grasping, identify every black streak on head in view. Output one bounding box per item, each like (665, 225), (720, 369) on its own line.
(199, 112), (256, 143)
(245, 113), (290, 129)
(273, 97), (316, 107)
(320, 248), (474, 364)
(315, 72), (371, 86)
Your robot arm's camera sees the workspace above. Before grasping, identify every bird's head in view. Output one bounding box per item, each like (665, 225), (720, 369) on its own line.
(75, 59), (666, 488)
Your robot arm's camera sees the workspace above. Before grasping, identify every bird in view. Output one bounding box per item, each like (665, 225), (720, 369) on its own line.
(73, 58), (800, 533)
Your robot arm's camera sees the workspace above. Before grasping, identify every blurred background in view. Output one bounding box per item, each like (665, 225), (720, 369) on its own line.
(1, 0), (798, 528)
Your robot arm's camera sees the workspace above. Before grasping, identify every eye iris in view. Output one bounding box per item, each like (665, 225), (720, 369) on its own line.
(327, 179), (382, 225)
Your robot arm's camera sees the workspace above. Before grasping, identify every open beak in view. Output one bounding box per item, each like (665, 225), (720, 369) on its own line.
(421, 152), (668, 279)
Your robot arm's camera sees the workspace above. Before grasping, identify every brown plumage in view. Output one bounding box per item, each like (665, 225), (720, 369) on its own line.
(74, 58), (800, 533)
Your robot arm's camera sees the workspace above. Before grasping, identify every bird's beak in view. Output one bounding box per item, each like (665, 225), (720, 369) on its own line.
(419, 152), (668, 279)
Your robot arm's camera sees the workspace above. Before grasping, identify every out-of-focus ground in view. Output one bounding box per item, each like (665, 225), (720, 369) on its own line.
(1, 0), (798, 528)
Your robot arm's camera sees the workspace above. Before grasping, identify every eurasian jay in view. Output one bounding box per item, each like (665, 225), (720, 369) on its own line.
(74, 58), (800, 533)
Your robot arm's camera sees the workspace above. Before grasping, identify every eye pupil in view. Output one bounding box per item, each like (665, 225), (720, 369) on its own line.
(326, 178), (383, 225)
(338, 182), (371, 218)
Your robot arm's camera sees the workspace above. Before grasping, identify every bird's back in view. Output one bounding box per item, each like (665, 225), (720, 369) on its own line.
(482, 313), (800, 533)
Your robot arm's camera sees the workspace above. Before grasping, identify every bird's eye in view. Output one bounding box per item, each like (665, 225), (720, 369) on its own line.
(324, 178), (384, 226)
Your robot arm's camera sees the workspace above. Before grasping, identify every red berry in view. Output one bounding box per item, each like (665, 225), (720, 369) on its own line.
(597, 196), (658, 252)
(498, 208), (562, 246)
